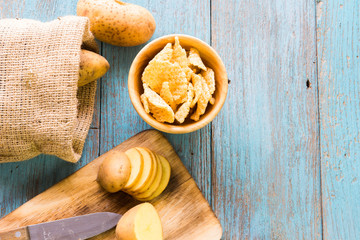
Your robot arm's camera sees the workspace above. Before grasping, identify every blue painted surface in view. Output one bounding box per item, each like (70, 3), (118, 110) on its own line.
(317, 0), (360, 239)
(0, 0), (359, 239)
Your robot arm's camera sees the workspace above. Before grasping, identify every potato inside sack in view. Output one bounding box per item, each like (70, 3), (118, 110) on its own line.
(116, 203), (163, 240)
(77, 0), (156, 47)
(97, 151), (131, 193)
(78, 49), (110, 87)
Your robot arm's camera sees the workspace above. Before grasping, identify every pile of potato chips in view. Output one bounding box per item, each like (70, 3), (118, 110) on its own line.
(141, 37), (216, 124)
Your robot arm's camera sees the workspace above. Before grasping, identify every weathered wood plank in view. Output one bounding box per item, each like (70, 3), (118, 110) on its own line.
(211, 0), (322, 239)
(0, 0), (100, 217)
(317, 1), (360, 239)
(100, 0), (212, 201)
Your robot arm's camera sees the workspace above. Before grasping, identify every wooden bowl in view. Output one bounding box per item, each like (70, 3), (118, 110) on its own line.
(128, 34), (228, 134)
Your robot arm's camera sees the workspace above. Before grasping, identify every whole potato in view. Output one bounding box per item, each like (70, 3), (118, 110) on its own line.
(77, 0), (156, 47)
(97, 151), (131, 193)
(79, 49), (110, 87)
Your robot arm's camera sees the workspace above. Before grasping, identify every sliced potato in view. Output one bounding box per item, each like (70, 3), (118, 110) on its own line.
(133, 149), (158, 194)
(133, 153), (162, 199)
(123, 148), (144, 190)
(116, 203), (163, 240)
(97, 151), (131, 193)
(126, 147), (155, 193)
(136, 154), (171, 201)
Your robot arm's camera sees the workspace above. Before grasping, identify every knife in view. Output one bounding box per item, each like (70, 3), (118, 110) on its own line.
(0, 212), (121, 240)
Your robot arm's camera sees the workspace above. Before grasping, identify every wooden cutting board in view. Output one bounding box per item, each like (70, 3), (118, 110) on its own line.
(0, 130), (222, 240)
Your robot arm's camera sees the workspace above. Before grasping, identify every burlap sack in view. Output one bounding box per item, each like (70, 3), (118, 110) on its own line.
(0, 16), (98, 163)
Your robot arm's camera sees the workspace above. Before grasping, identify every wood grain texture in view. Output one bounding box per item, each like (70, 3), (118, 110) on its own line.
(100, 0), (213, 201)
(317, 1), (360, 239)
(211, 0), (322, 239)
(0, 129), (99, 218)
(0, 130), (222, 240)
(0, 226), (30, 240)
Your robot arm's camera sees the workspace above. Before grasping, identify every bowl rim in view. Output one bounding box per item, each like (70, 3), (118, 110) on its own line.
(128, 34), (228, 134)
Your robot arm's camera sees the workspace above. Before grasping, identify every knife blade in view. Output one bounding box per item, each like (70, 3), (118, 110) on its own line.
(0, 212), (121, 240)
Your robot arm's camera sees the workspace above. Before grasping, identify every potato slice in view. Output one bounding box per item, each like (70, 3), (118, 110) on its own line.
(132, 148), (158, 194)
(134, 153), (162, 199)
(116, 203), (163, 240)
(126, 147), (155, 193)
(97, 151), (131, 193)
(136, 155), (171, 201)
(123, 148), (144, 190)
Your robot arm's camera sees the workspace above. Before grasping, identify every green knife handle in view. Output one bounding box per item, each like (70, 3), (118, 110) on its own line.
(0, 226), (30, 240)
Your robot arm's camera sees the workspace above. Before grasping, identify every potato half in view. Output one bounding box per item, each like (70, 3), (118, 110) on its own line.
(116, 203), (163, 240)
(97, 151), (131, 193)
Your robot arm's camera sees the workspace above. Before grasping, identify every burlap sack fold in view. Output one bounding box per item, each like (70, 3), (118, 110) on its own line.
(0, 16), (98, 163)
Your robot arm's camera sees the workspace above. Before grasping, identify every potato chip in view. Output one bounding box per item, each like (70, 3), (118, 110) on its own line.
(190, 92), (209, 121)
(142, 60), (172, 93)
(152, 43), (173, 62)
(160, 81), (177, 111)
(184, 67), (193, 82)
(175, 83), (194, 123)
(141, 37), (217, 125)
(200, 74), (212, 102)
(192, 67), (200, 74)
(172, 36), (190, 68)
(140, 94), (150, 113)
(144, 86), (174, 123)
(188, 48), (206, 71)
(190, 73), (203, 108)
(201, 67), (215, 95)
(142, 60), (187, 102)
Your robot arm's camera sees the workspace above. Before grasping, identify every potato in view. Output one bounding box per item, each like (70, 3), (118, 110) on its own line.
(133, 154), (162, 199)
(132, 149), (159, 193)
(125, 147), (155, 192)
(77, 0), (156, 47)
(97, 151), (131, 193)
(123, 148), (144, 190)
(136, 155), (171, 201)
(79, 49), (110, 87)
(116, 203), (163, 240)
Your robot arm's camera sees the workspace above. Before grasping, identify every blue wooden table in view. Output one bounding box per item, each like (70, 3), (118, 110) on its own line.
(0, 0), (359, 239)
